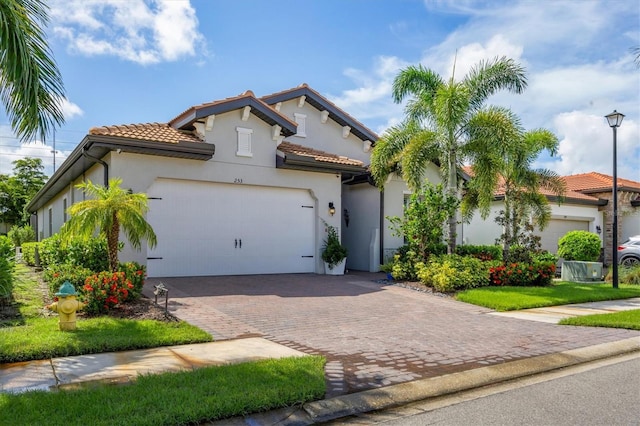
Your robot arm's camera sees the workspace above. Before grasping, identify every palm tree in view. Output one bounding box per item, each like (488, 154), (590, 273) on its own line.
(62, 178), (157, 272)
(371, 56), (528, 253)
(0, 0), (65, 142)
(462, 112), (566, 258)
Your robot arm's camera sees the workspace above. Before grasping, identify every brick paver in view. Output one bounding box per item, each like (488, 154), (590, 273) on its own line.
(144, 273), (640, 397)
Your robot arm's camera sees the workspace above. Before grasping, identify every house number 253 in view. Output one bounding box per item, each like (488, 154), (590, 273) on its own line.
(233, 178), (243, 184)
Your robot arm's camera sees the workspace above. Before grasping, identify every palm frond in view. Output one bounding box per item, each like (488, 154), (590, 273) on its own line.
(0, 0), (65, 142)
(392, 65), (444, 104)
(464, 56), (527, 111)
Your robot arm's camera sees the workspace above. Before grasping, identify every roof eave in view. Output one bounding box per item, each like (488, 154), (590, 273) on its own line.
(262, 86), (378, 143)
(276, 153), (366, 174)
(170, 97), (297, 137)
(27, 136), (215, 213)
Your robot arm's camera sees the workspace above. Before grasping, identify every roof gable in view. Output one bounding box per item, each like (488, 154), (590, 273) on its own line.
(261, 83), (378, 143)
(169, 90), (298, 137)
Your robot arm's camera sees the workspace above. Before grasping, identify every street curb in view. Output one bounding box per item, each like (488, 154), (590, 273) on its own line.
(234, 337), (639, 425)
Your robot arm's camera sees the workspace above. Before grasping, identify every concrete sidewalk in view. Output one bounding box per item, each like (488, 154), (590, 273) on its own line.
(0, 337), (305, 394)
(489, 297), (640, 323)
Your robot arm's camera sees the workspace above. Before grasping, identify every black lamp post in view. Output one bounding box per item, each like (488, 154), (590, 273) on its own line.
(605, 110), (624, 289)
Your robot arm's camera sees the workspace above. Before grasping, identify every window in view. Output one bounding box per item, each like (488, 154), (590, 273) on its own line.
(236, 127), (253, 157)
(63, 198), (67, 222)
(293, 113), (306, 137)
(48, 208), (52, 237)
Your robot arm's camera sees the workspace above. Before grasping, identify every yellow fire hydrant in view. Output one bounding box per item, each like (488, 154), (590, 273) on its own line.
(46, 281), (85, 331)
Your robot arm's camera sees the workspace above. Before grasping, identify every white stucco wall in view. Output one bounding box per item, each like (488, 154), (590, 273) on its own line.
(463, 200), (604, 249)
(276, 99), (373, 165)
(342, 182), (380, 271)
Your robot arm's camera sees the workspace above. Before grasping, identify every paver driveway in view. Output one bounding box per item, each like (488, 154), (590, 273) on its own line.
(144, 272), (640, 397)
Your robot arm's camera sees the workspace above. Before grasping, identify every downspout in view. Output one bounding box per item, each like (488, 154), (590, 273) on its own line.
(82, 147), (109, 186)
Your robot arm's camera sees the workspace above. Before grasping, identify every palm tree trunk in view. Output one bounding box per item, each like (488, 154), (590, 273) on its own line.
(446, 150), (458, 255)
(107, 212), (120, 272)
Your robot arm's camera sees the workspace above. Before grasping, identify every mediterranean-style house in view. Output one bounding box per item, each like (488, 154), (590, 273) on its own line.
(26, 84), (442, 277)
(463, 171), (640, 263)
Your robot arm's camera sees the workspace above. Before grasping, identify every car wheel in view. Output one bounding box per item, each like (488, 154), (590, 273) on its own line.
(620, 256), (640, 267)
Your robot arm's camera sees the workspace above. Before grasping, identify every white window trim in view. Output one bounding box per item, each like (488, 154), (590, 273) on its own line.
(293, 113), (307, 137)
(236, 127), (253, 158)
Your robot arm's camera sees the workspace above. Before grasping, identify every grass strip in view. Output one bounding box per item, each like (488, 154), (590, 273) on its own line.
(0, 355), (326, 425)
(1, 317), (212, 363)
(559, 309), (640, 330)
(455, 281), (640, 311)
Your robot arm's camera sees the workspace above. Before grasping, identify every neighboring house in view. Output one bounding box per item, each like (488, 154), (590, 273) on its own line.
(563, 172), (640, 264)
(463, 170), (640, 262)
(27, 84), (432, 277)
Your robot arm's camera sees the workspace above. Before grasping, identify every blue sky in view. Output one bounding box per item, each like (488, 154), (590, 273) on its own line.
(1, 0), (638, 181)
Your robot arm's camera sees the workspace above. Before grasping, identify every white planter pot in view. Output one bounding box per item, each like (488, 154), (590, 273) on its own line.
(324, 258), (346, 275)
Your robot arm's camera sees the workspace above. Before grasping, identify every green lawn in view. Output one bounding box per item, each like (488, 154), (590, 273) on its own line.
(559, 309), (640, 330)
(1, 264), (211, 363)
(455, 281), (640, 311)
(1, 316), (212, 363)
(0, 356), (326, 426)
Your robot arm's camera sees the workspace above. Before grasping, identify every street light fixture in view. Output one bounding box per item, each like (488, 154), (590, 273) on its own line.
(605, 110), (624, 289)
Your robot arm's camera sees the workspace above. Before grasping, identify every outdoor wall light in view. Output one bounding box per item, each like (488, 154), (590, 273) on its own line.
(596, 225), (601, 234)
(605, 110), (624, 289)
(329, 202), (336, 216)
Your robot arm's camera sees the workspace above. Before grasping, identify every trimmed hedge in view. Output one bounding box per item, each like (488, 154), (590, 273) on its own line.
(455, 244), (502, 261)
(557, 231), (601, 262)
(417, 254), (496, 292)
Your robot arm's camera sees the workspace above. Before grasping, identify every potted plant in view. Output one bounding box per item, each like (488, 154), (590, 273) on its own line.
(322, 222), (347, 275)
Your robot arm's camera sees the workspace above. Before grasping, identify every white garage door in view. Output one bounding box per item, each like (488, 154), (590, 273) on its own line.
(146, 179), (315, 277)
(538, 219), (589, 253)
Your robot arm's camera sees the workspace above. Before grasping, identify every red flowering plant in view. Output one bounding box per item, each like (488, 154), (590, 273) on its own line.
(81, 271), (134, 315)
(118, 262), (146, 300)
(489, 261), (556, 287)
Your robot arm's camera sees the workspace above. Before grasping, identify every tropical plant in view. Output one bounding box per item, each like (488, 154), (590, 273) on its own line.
(0, 235), (15, 299)
(371, 56), (528, 253)
(387, 182), (458, 260)
(62, 178), (157, 272)
(462, 117), (565, 261)
(321, 222), (347, 269)
(7, 225), (35, 247)
(0, 0), (65, 142)
(557, 231), (601, 262)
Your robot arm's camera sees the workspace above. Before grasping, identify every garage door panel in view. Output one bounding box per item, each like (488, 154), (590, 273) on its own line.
(147, 179), (315, 277)
(538, 219), (590, 254)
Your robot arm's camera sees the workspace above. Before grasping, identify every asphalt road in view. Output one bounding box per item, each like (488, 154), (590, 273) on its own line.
(331, 352), (640, 426)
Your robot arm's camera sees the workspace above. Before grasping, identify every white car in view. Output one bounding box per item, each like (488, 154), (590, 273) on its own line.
(618, 235), (640, 267)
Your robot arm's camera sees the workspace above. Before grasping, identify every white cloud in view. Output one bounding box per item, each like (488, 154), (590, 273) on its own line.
(536, 112), (639, 180)
(59, 98), (84, 120)
(329, 56), (409, 132)
(50, 0), (205, 65)
(0, 126), (71, 177)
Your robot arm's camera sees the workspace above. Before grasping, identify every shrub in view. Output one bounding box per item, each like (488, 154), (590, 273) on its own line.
(81, 271), (134, 315)
(7, 225), (35, 247)
(38, 234), (68, 268)
(118, 262), (146, 300)
(417, 254), (494, 292)
(21, 242), (38, 266)
(557, 231), (601, 262)
(43, 263), (94, 297)
(605, 265), (640, 285)
(456, 244), (502, 261)
(489, 261), (556, 286)
(387, 183), (458, 260)
(0, 236), (15, 299)
(67, 236), (109, 272)
(532, 251), (559, 264)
